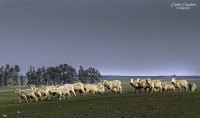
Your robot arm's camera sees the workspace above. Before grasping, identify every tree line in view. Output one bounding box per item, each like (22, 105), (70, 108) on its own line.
(0, 64), (101, 87)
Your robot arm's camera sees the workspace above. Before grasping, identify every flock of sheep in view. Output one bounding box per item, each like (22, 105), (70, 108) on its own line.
(130, 78), (197, 93)
(15, 78), (197, 103)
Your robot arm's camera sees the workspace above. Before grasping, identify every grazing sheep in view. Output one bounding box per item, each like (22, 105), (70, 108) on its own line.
(189, 82), (197, 92)
(72, 83), (85, 95)
(130, 78), (141, 92)
(31, 86), (50, 100)
(171, 78), (188, 92)
(136, 78), (150, 92)
(153, 88), (160, 92)
(103, 80), (122, 93)
(31, 86), (43, 100)
(161, 83), (175, 92)
(43, 85), (57, 99)
(61, 84), (76, 97)
(15, 88), (38, 103)
(96, 83), (105, 94)
(84, 84), (99, 95)
(146, 78), (162, 93)
(53, 86), (71, 100)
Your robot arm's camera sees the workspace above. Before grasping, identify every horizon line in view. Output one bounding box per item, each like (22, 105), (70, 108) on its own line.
(102, 74), (200, 76)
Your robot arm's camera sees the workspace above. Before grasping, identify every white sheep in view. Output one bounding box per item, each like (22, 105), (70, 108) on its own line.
(31, 86), (50, 100)
(44, 85), (59, 99)
(103, 80), (122, 93)
(72, 83), (85, 95)
(171, 78), (188, 92)
(146, 78), (162, 93)
(61, 84), (76, 97)
(130, 78), (141, 92)
(161, 82), (175, 92)
(15, 88), (38, 103)
(84, 84), (99, 95)
(96, 83), (105, 94)
(189, 82), (197, 92)
(136, 78), (150, 92)
(53, 86), (71, 100)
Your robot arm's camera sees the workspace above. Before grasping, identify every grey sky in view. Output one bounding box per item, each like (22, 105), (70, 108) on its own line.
(0, 0), (200, 75)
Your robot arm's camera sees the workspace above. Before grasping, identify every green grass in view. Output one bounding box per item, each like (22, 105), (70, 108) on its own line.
(0, 83), (200, 118)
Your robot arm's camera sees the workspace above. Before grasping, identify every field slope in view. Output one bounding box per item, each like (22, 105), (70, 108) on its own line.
(0, 84), (200, 118)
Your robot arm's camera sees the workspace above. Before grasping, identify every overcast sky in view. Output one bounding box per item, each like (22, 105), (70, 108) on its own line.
(0, 0), (200, 76)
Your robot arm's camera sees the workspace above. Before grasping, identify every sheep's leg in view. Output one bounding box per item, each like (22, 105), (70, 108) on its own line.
(72, 90), (76, 97)
(138, 88), (142, 93)
(47, 95), (50, 100)
(35, 96), (38, 102)
(41, 94), (45, 100)
(92, 91), (95, 95)
(24, 96), (28, 103)
(59, 94), (62, 100)
(67, 93), (71, 99)
(43, 93), (47, 100)
(160, 87), (162, 92)
(119, 86), (122, 93)
(19, 97), (22, 103)
(135, 88), (137, 93)
(39, 96), (43, 100)
(116, 87), (120, 92)
(144, 88), (147, 92)
(44, 95), (47, 100)
(116, 87), (119, 93)
(19, 99), (22, 103)
(86, 89), (89, 95)
(62, 94), (66, 99)
(45, 93), (49, 100)
(151, 88), (154, 93)
(185, 87), (188, 92)
(29, 98), (32, 103)
(38, 93), (42, 100)
(81, 89), (86, 95)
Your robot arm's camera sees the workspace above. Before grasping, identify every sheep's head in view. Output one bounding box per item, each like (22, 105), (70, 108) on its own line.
(31, 86), (38, 91)
(136, 78), (140, 83)
(171, 78), (176, 85)
(102, 80), (108, 85)
(97, 83), (103, 88)
(101, 86), (105, 90)
(15, 89), (24, 97)
(15, 89), (21, 93)
(130, 78), (134, 84)
(192, 82), (195, 86)
(161, 83), (165, 87)
(53, 87), (59, 92)
(103, 80), (110, 86)
(146, 78), (151, 83)
(99, 86), (105, 91)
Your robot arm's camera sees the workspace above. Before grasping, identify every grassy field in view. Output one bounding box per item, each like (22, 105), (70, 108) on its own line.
(0, 83), (200, 118)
